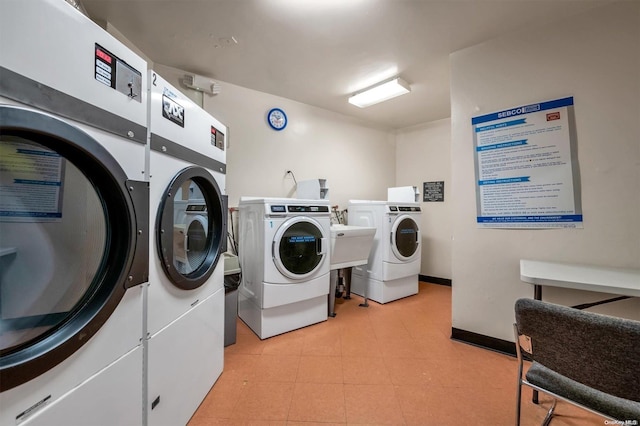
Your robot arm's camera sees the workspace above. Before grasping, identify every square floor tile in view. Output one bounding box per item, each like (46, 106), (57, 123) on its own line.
(287, 382), (346, 423)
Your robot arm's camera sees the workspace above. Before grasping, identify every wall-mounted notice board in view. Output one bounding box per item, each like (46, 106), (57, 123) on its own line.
(423, 181), (444, 202)
(472, 97), (582, 229)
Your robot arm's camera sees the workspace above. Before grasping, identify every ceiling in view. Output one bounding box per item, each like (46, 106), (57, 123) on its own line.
(80, 0), (610, 130)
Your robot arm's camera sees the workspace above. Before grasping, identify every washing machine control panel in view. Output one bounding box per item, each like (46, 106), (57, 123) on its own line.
(388, 205), (421, 212)
(268, 204), (330, 215)
(287, 205), (329, 213)
(95, 43), (142, 102)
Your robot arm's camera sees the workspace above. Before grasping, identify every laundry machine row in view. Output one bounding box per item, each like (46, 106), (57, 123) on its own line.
(0, 2), (228, 425)
(348, 200), (422, 304)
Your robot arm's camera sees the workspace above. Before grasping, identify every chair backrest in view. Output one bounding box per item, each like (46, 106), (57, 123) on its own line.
(515, 298), (640, 402)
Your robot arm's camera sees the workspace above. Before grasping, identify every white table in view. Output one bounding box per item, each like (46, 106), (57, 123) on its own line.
(520, 259), (640, 301)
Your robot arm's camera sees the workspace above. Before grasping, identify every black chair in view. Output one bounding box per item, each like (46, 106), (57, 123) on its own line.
(513, 298), (640, 425)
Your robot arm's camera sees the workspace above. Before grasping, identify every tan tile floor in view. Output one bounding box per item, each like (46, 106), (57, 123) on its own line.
(188, 282), (605, 425)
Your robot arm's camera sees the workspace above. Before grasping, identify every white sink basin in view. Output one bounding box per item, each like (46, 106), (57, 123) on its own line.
(329, 224), (376, 270)
(223, 252), (241, 275)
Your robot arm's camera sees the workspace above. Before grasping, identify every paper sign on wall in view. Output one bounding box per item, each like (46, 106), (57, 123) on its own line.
(423, 181), (445, 202)
(472, 97), (582, 228)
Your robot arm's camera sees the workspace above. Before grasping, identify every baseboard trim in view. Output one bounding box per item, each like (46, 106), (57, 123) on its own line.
(451, 327), (516, 357)
(419, 275), (452, 287)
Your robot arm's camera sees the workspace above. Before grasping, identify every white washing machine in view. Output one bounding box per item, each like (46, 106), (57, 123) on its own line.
(147, 71), (227, 426)
(348, 200), (422, 303)
(0, 1), (148, 425)
(238, 198), (331, 339)
(173, 199), (209, 272)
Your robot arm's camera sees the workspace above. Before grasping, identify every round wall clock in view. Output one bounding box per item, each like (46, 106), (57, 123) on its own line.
(267, 108), (287, 131)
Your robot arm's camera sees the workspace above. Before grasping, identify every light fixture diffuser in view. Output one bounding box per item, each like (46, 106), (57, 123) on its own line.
(348, 77), (411, 108)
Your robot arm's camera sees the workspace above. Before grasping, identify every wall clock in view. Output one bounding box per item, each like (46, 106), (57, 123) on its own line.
(267, 108), (287, 131)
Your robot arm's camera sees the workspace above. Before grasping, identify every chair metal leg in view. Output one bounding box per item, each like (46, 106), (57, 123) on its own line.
(541, 399), (557, 426)
(514, 324), (524, 426)
(515, 380), (523, 426)
(532, 286), (542, 405)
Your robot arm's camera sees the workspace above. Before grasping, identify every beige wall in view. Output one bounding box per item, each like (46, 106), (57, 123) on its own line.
(155, 64), (455, 280)
(154, 65), (397, 211)
(450, 1), (640, 342)
(396, 119), (452, 279)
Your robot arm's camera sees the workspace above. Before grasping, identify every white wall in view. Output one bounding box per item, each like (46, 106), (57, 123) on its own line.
(396, 119), (452, 279)
(450, 1), (640, 342)
(153, 65), (396, 211)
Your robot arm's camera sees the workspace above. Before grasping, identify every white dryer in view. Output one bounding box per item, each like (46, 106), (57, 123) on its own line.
(0, 1), (148, 425)
(147, 72), (226, 426)
(348, 200), (422, 303)
(238, 198), (331, 339)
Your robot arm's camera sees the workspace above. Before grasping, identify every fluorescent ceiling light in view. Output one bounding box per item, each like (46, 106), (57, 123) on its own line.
(348, 77), (411, 108)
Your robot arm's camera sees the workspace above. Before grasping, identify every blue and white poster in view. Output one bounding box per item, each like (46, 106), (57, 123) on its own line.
(472, 97), (582, 228)
(0, 140), (65, 221)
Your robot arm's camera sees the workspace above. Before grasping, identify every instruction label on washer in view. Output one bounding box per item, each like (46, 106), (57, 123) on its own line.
(211, 126), (225, 151)
(95, 43), (142, 102)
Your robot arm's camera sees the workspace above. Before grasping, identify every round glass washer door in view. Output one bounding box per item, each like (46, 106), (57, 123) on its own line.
(273, 216), (327, 280)
(0, 105), (146, 392)
(391, 215), (420, 261)
(156, 166), (226, 290)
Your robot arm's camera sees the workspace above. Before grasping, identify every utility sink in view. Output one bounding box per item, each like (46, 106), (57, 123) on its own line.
(329, 224), (376, 270)
(223, 252), (241, 275)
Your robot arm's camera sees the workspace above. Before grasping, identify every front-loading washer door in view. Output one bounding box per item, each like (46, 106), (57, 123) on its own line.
(391, 215), (420, 261)
(156, 166), (227, 290)
(273, 217), (327, 280)
(0, 105), (148, 392)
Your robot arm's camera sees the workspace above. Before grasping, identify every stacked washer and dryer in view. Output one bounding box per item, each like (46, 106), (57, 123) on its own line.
(238, 198), (331, 339)
(348, 200), (422, 304)
(0, 2), (228, 425)
(146, 72), (227, 426)
(0, 1), (148, 424)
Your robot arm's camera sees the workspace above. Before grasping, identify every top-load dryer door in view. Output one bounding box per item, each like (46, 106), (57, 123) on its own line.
(273, 217), (327, 281)
(156, 166), (227, 290)
(0, 105), (148, 392)
(390, 215), (420, 261)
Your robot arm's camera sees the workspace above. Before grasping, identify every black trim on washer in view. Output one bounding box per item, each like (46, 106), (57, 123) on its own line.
(150, 133), (227, 175)
(0, 66), (147, 144)
(125, 179), (150, 287)
(221, 195), (228, 254)
(0, 105), (149, 392)
(156, 166), (227, 290)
